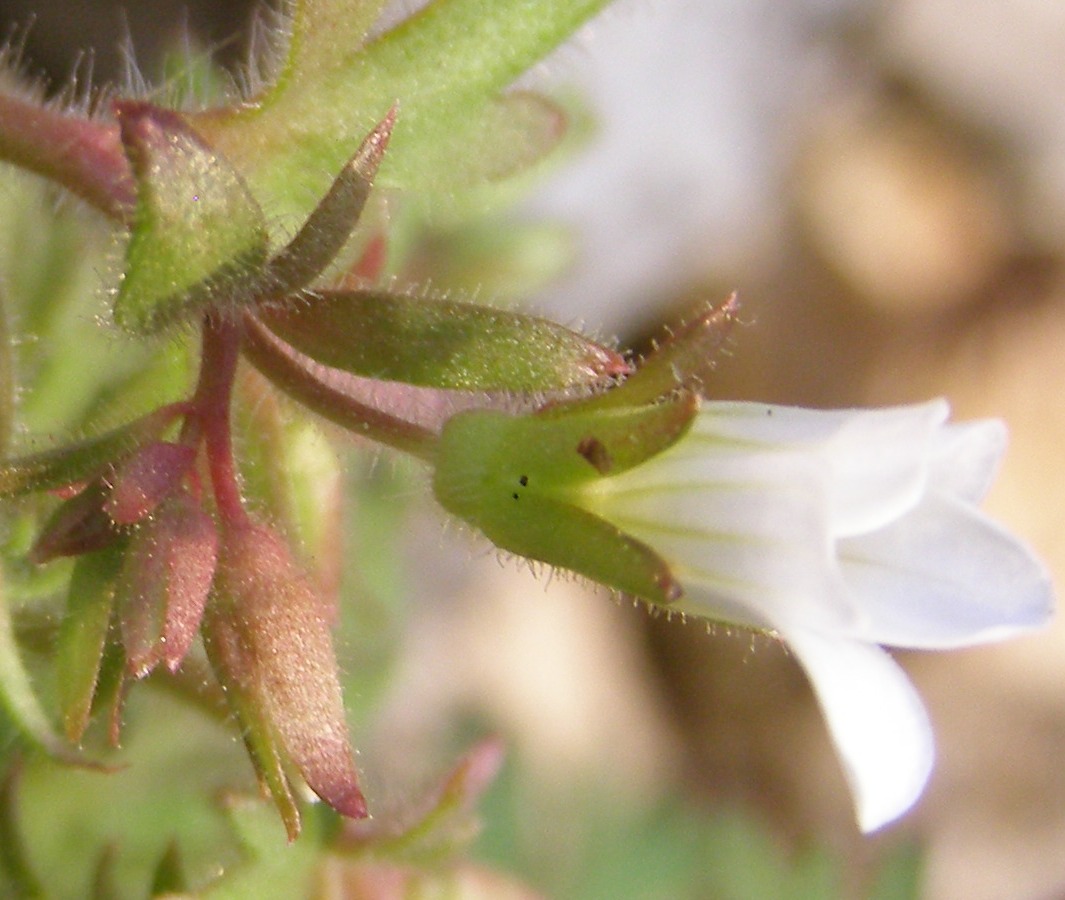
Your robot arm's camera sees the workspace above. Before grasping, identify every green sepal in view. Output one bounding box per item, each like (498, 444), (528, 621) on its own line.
(55, 546), (124, 743)
(255, 289), (628, 391)
(113, 102), (269, 333)
(438, 395), (697, 489)
(0, 406), (181, 499)
(433, 398), (698, 604)
(258, 109), (395, 296)
(574, 294), (740, 411)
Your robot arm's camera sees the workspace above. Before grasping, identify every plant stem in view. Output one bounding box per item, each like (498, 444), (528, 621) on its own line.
(241, 313), (438, 462)
(194, 315), (247, 525)
(0, 95), (132, 220)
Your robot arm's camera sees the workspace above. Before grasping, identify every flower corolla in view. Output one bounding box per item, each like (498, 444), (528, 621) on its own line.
(435, 395), (1053, 832)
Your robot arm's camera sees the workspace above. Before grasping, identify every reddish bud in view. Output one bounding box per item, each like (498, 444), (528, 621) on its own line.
(29, 480), (120, 564)
(105, 441), (198, 525)
(204, 521), (366, 831)
(117, 494), (218, 677)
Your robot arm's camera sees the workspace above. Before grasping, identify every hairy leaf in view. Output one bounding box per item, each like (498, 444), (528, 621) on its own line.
(114, 102), (269, 332)
(191, 0), (612, 221)
(56, 547), (124, 742)
(255, 290), (627, 391)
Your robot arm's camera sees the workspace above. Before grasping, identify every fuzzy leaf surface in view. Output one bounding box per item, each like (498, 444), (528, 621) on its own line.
(256, 290), (627, 391)
(56, 547), (124, 742)
(0, 407), (179, 499)
(114, 102), (268, 332)
(190, 0), (611, 221)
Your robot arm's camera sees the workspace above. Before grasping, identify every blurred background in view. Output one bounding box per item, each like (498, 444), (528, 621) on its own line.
(1, 1), (1064, 897)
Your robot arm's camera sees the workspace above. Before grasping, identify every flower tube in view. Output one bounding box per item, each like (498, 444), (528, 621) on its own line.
(433, 396), (1053, 832)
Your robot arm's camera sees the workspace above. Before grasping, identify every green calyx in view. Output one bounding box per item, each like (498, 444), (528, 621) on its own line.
(433, 394), (697, 605)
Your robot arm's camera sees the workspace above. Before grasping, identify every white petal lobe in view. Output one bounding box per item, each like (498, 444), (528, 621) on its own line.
(780, 627), (934, 833)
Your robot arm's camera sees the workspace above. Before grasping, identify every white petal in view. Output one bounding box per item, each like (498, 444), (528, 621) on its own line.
(590, 448), (856, 630)
(839, 493), (1054, 648)
(780, 626), (934, 833)
(694, 400), (949, 537)
(928, 419), (1006, 503)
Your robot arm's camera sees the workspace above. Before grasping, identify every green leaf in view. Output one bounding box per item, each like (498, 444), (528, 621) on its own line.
(0, 565), (86, 763)
(55, 547), (124, 743)
(0, 406), (181, 499)
(191, 0), (612, 221)
(113, 102), (269, 333)
(255, 289), (627, 391)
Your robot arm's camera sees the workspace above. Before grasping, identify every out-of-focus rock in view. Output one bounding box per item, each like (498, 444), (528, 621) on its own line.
(795, 102), (1012, 314)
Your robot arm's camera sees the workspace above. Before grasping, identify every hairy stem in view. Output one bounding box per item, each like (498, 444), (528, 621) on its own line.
(242, 313), (438, 462)
(0, 95), (132, 219)
(194, 315), (246, 525)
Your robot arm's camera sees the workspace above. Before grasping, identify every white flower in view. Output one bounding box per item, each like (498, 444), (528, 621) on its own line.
(582, 398), (1053, 832)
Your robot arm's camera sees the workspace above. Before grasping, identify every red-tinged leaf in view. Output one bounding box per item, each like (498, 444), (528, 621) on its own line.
(0, 405), (185, 499)
(116, 494), (218, 677)
(207, 521), (366, 826)
(342, 738), (506, 863)
(255, 289), (629, 392)
(29, 480), (121, 564)
(113, 101), (269, 333)
(104, 440), (197, 525)
(55, 547), (124, 742)
(436, 737), (506, 816)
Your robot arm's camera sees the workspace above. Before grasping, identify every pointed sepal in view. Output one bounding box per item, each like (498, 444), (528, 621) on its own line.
(580, 294), (740, 410)
(29, 480), (121, 564)
(260, 108), (396, 295)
